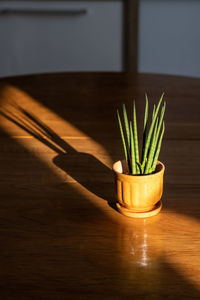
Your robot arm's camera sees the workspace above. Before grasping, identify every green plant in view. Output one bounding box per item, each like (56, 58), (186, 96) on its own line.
(117, 94), (166, 175)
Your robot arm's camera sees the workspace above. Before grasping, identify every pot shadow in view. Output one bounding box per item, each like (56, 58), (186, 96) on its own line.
(0, 103), (115, 205)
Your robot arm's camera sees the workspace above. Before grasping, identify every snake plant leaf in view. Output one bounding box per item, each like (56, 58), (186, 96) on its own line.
(144, 94), (149, 133)
(122, 104), (132, 170)
(136, 162), (143, 174)
(147, 102), (166, 173)
(142, 95), (149, 164)
(148, 167), (153, 173)
(123, 104), (130, 148)
(150, 101), (166, 153)
(152, 104), (156, 120)
(117, 110), (128, 167)
(152, 121), (165, 171)
(130, 121), (136, 174)
(156, 102), (166, 142)
(145, 101), (166, 174)
(144, 117), (159, 174)
(133, 101), (140, 174)
(141, 93), (164, 169)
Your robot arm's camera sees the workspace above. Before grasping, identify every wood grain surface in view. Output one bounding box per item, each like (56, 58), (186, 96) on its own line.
(0, 72), (200, 299)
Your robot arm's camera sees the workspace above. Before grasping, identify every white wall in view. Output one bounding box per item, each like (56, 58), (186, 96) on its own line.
(138, 0), (200, 77)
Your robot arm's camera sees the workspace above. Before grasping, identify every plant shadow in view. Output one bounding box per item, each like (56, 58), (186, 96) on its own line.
(0, 103), (115, 205)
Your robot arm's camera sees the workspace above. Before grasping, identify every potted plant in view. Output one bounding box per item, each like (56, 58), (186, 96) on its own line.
(113, 94), (166, 218)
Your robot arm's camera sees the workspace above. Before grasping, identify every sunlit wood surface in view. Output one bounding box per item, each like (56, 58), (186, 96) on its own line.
(0, 72), (200, 299)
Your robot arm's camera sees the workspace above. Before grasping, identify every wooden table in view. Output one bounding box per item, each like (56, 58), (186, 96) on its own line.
(0, 72), (200, 299)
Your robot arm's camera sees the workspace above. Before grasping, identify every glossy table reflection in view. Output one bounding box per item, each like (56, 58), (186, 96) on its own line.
(0, 73), (200, 299)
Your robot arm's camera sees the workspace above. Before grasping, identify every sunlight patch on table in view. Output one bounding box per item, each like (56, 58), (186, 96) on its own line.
(0, 84), (114, 217)
(162, 210), (200, 290)
(0, 84), (112, 168)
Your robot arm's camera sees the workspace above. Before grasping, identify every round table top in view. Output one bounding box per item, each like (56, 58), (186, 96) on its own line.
(0, 72), (200, 299)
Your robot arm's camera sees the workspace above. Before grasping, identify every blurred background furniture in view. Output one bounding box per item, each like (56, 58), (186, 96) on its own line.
(1, 0), (200, 78)
(0, 0), (138, 77)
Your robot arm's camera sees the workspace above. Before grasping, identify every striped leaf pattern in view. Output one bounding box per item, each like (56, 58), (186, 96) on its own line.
(117, 94), (166, 175)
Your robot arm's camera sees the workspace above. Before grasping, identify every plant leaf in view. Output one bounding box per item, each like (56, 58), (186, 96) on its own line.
(133, 101), (140, 174)
(136, 162), (142, 174)
(141, 93), (164, 169)
(156, 102), (166, 142)
(144, 117), (158, 174)
(142, 94), (149, 164)
(130, 121), (136, 174)
(117, 110), (129, 169)
(152, 121), (165, 171)
(152, 104), (156, 120)
(123, 104), (130, 148)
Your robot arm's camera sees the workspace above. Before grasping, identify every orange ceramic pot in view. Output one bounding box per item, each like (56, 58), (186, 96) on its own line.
(113, 160), (165, 218)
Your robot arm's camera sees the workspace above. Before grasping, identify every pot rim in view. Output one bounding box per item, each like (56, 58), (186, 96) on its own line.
(113, 160), (165, 179)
